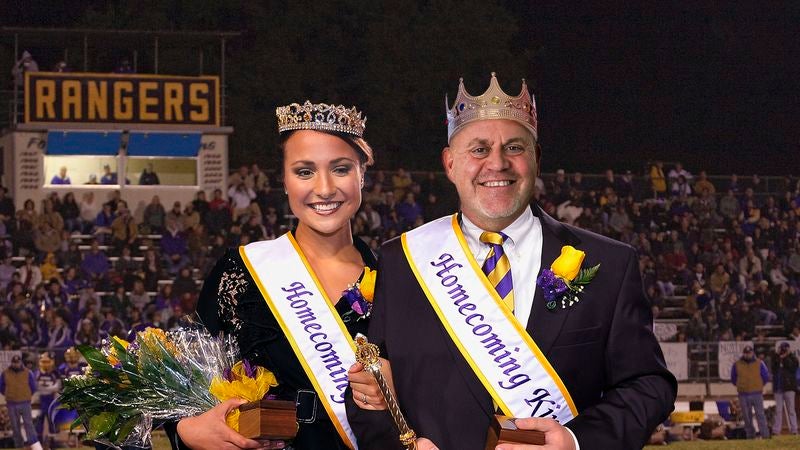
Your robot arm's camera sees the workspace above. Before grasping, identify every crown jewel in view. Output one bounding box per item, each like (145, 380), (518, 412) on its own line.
(445, 72), (537, 142)
(276, 101), (366, 138)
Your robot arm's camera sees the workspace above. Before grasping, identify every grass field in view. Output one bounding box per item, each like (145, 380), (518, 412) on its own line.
(644, 435), (800, 450)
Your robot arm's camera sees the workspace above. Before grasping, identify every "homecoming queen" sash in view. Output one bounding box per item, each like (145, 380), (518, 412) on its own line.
(401, 214), (578, 424)
(240, 233), (359, 449)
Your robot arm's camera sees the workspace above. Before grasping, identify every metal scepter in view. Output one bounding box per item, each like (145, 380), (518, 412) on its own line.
(354, 334), (417, 450)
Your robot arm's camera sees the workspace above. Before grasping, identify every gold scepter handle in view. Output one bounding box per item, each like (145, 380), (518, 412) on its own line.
(354, 334), (417, 450)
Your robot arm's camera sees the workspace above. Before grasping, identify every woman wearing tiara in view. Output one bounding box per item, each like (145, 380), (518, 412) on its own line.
(169, 101), (385, 450)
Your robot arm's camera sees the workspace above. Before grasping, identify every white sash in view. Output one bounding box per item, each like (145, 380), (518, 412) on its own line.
(402, 214), (577, 423)
(240, 233), (358, 449)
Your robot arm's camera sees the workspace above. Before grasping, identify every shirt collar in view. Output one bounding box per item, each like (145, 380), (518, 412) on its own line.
(460, 206), (535, 252)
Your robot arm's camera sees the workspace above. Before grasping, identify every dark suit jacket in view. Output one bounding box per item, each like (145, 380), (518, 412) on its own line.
(347, 206), (677, 450)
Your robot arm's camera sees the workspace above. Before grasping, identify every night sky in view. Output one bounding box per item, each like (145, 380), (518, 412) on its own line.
(511, 2), (800, 175)
(2, 1), (799, 175)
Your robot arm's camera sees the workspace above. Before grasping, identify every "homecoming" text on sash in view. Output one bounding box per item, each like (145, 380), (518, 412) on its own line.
(240, 233), (358, 449)
(401, 215), (577, 423)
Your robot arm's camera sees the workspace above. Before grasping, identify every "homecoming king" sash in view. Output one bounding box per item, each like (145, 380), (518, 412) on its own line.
(240, 233), (359, 449)
(401, 215), (577, 423)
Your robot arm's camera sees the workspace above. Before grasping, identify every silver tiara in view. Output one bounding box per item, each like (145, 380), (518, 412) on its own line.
(276, 101), (366, 138)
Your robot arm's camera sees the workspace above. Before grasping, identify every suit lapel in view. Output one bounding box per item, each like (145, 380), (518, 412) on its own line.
(528, 204), (581, 355)
(433, 305), (496, 416)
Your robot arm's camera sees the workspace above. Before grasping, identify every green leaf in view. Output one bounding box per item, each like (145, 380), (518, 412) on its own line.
(69, 416), (83, 432)
(87, 412), (118, 439)
(111, 414), (141, 444)
(573, 263), (600, 285)
(78, 345), (119, 381)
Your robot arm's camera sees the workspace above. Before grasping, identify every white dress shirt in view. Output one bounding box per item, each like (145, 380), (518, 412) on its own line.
(459, 206), (542, 328)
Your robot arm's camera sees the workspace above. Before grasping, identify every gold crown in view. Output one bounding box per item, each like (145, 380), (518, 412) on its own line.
(446, 72), (537, 142)
(276, 101), (366, 138)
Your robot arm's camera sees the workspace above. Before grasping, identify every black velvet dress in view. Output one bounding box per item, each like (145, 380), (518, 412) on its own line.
(166, 234), (377, 450)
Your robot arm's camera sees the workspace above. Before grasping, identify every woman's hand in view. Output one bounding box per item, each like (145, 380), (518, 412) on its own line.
(176, 399), (284, 450)
(348, 357), (395, 410)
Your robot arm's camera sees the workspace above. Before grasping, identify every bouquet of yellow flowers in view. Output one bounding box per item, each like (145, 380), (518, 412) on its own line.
(61, 327), (278, 449)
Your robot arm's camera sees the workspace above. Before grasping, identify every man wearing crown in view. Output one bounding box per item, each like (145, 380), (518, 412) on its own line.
(347, 74), (677, 449)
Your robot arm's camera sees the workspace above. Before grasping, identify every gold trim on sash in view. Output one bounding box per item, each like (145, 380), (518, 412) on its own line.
(401, 214), (578, 418)
(239, 232), (357, 449)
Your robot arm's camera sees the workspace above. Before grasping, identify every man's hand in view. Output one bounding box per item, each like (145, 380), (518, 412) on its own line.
(495, 418), (576, 450)
(348, 357), (395, 410)
(176, 399), (283, 450)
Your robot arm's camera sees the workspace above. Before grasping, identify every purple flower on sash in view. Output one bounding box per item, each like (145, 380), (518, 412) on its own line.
(343, 285), (371, 318)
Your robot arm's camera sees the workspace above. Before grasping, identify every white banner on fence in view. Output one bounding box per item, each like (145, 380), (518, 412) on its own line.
(654, 323), (679, 342)
(660, 342), (688, 381)
(718, 341), (754, 380)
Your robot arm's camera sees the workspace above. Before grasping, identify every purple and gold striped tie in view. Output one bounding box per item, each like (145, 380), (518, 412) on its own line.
(480, 231), (514, 311)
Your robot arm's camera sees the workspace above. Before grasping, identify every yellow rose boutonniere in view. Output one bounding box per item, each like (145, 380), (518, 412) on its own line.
(360, 267), (377, 302)
(537, 245), (600, 310)
(342, 267), (377, 319)
(551, 246), (586, 281)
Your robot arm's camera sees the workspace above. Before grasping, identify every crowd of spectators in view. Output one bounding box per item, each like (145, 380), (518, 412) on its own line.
(0, 162), (798, 367)
(537, 164), (800, 345)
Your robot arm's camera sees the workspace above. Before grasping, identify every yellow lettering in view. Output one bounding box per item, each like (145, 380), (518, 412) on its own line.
(164, 82), (184, 121)
(189, 83), (209, 122)
(35, 80), (56, 119)
(62, 80), (82, 119)
(87, 81), (108, 120)
(139, 81), (159, 121)
(114, 81), (134, 120)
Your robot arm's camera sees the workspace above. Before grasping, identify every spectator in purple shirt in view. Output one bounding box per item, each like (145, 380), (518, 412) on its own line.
(99, 310), (125, 339)
(0, 255), (16, 292)
(94, 203), (115, 244)
(62, 266), (85, 297)
(18, 319), (41, 347)
(45, 280), (68, 307)
(50, 167), (71, 185)
(731, 345), (770, 439)
(396, 192), (423, 230)
(161, 221), (190, 276)
(126, 308), (152, 341)
(81, 240), (109, 286)
(47, 314), (72, 349)
(0, 354), (43, 450)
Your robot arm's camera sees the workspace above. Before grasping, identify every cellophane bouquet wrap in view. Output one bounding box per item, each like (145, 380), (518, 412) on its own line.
(60, 326), (277, 449)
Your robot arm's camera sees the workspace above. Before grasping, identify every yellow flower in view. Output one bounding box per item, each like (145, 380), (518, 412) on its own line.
(113, 336), (130, 349)
(551, 246), (585, 281)
(359, 267), (377, 302)
(138, 327), (177, 355)
(106, 336), (130, 366)
(209, 361), (279, 432)
(225, 409), (241, 432)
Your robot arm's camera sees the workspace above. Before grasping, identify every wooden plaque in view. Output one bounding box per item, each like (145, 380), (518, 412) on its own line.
(484, 415), (546, 449)
(237, 399), (298, 440)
